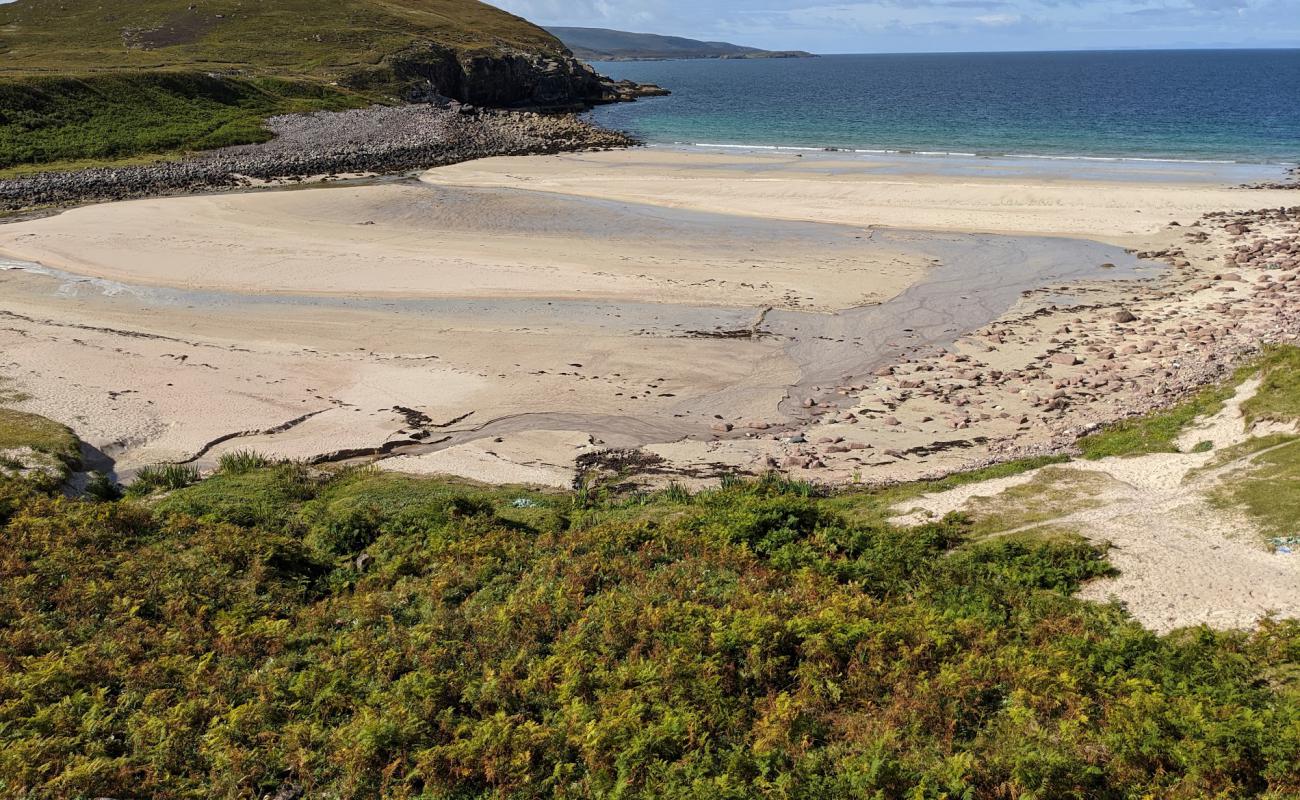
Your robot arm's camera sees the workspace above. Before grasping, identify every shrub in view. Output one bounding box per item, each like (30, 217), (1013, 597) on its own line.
(1, 467), (1298, 798)
(84, 470), (123, 501)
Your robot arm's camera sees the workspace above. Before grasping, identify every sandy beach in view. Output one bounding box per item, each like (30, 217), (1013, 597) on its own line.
(3, 145), (1300, 629)
(0, 149), (1293, 473)
(1, 149), (1296, 483)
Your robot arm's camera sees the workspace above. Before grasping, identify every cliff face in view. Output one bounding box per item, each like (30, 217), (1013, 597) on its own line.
(0, 0), (666, 168)
(349, 45), (663, 111)
(355, 45), (604, 110)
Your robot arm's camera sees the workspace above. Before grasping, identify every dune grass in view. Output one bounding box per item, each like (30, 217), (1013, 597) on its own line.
(128, 462), (202, 495)
(1242, 345), (1300, 425)
(1210, 438), (1300, 542)
(2, 462), (1300, 798)
(0, 407), (79, 464)
(217, 449), (273, 475)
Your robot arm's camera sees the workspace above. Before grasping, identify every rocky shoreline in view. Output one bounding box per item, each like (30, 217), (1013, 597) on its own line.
(732, 203), (1300, 484)
(0, 105), (637, 212)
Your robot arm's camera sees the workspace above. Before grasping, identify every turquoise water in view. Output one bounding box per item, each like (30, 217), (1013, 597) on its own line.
(588, 50), (1300, 165)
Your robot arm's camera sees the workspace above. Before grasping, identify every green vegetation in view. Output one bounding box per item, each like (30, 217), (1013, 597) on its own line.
(1077, 378), (1242, 459)
(129, 462), (202, 495)
(3, 464), (1300, 798)
(217, 449), (274, 475)
(958, 467), (1114, 537)
(0, 0), (574, 167)
(0, 407), (79, 463)
(0, 0), (564, 75)
(1242, 345), (1300, 425)
(0, 408), (81, 487)
(0, 73), (362, 169)
(1076, 346), (1300, 460)
(1210, 438), (1300, 541)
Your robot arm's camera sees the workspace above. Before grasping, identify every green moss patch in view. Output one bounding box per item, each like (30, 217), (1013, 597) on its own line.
(0, 407), (79, 464)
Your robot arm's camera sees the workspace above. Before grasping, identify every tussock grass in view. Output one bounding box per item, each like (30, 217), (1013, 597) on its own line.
(217, 449), (272, 475)
(129, 462), (202, 495)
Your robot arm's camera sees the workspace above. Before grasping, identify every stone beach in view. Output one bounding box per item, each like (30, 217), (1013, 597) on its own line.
(0, 105), (635, 211)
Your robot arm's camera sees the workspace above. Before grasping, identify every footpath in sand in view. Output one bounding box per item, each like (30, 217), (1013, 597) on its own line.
(894, 375), (1300, 633)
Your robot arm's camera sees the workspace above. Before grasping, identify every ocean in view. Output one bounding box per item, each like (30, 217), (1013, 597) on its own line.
(587, 50), (1300, 165)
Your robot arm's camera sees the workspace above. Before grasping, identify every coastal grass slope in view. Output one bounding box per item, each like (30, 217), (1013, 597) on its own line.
(0, 73), (361, 170)
(0, 0), (598, 169)
(0, 408), (81, 488)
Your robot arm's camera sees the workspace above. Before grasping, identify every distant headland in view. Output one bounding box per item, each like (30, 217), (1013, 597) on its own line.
(547, 26), (816, 61)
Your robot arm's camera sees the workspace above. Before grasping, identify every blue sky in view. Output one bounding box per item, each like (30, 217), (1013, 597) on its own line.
(494, 0), (1300, 52)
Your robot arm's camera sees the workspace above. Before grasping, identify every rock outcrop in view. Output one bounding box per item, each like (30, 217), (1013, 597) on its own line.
(345, 44), (669, 111)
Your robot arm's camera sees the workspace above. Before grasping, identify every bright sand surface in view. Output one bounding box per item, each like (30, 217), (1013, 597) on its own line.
(422, 148), (1290, 242)
(1, 149), (1292, 480)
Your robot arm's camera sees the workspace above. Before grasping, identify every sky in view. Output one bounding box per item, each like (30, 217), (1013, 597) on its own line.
(493, 0), (1300, 53)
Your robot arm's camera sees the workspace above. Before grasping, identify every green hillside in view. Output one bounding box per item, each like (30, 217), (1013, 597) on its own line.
(0, 0), (566, 78)
(0, 0), (597, 170)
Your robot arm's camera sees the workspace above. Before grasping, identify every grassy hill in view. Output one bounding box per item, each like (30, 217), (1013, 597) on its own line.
(0, 0), (602, 170)
(548, 26), (814, 61)
(0, 0), (567, 79)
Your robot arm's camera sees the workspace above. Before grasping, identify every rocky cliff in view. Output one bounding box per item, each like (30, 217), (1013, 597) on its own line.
(348, 44), (663, 111)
